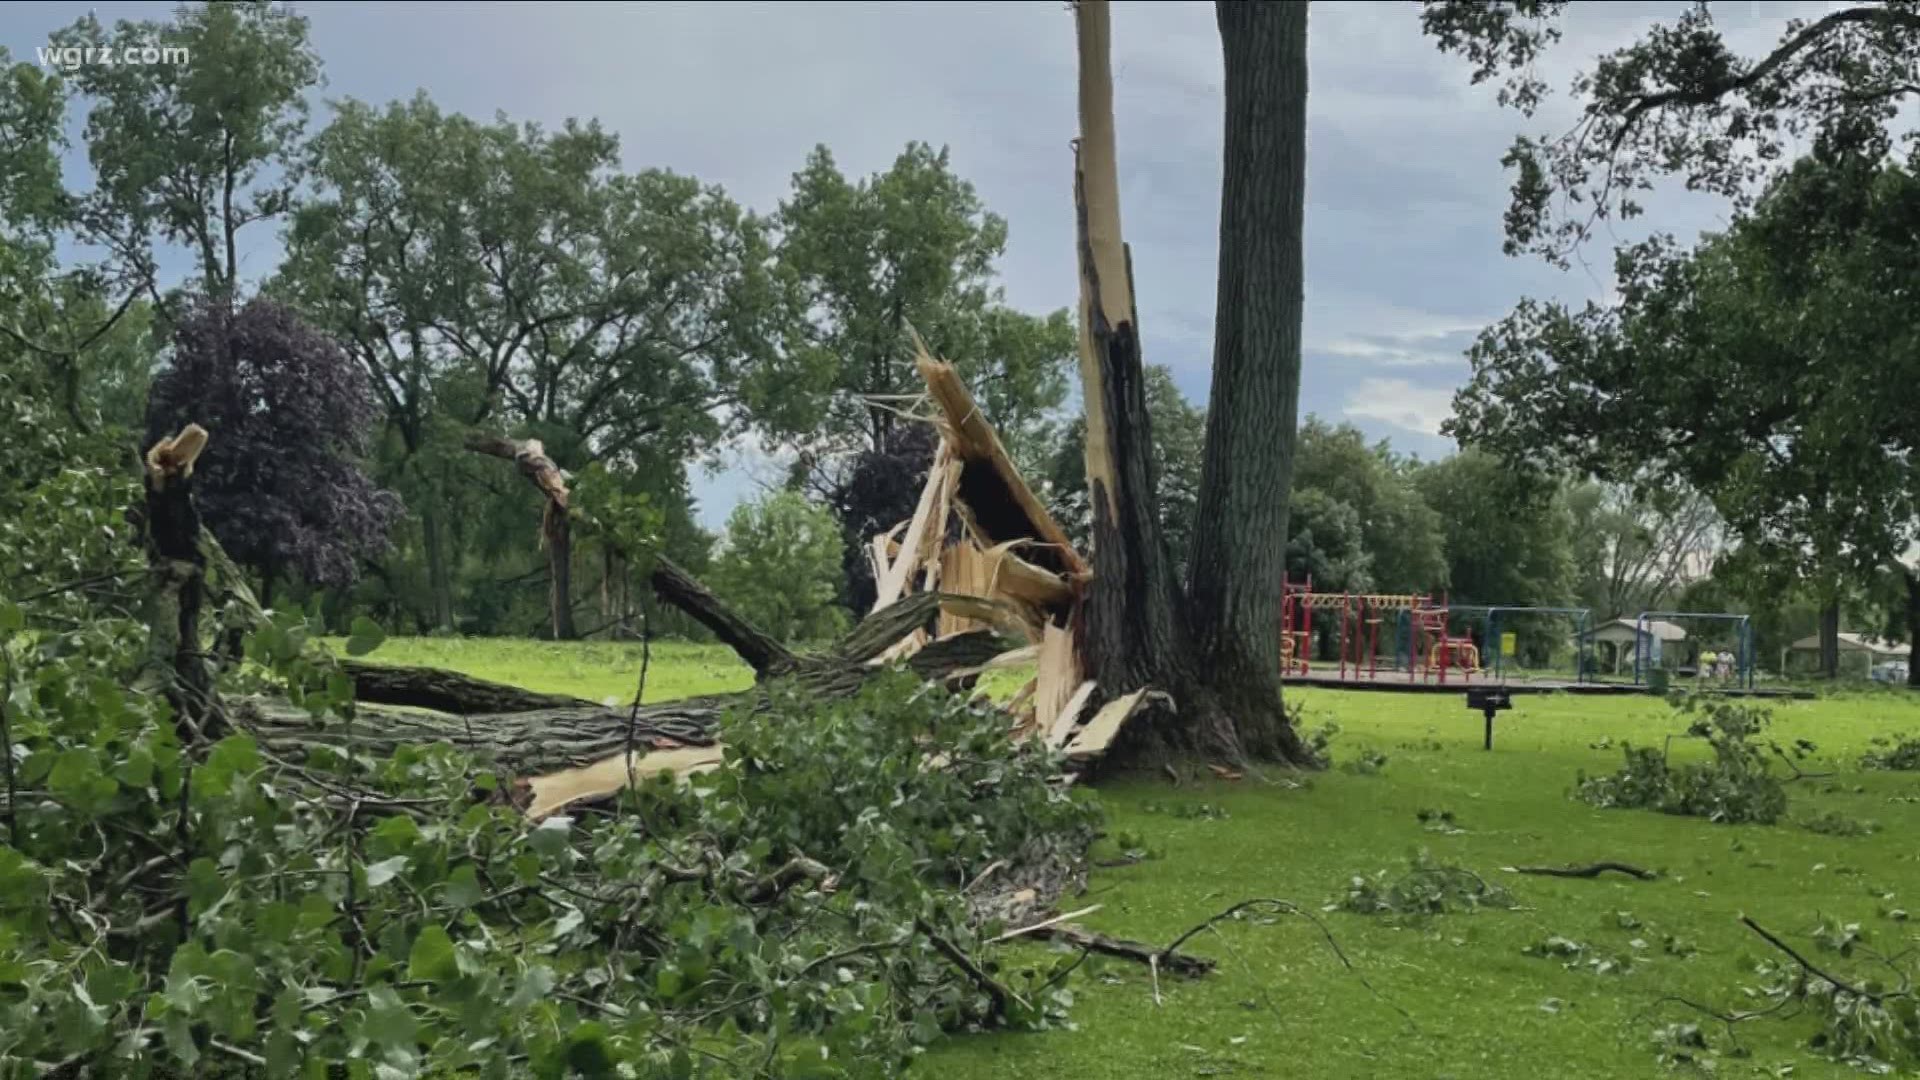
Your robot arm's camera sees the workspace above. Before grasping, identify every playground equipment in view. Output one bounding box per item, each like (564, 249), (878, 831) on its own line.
(1632, 611), (1754, 690)
(1410, 599), (1479, 684)
(1484, 606), (1593, 683)
(1278, 575), (1480, 684)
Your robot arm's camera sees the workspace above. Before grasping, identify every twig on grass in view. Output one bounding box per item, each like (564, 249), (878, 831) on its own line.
(1157, 898), (1419, 1029)
(1504, 861), (1658, 881)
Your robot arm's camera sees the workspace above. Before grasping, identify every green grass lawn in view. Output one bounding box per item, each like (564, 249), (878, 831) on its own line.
(354, 638), (1920, 1078)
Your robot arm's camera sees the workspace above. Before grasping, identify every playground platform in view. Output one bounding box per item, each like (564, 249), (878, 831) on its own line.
(1282, 670), (1815, 700)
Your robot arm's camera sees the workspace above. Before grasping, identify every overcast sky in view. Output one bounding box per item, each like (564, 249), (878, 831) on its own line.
(2, 1), (1834, 528)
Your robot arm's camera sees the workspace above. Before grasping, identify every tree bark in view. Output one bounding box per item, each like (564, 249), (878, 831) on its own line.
(139, 426), (221, 739)
(1182, 0), (1312, 762)
(339, 659), (595, 715)
(545, 500), (577, 641)
(1068, 0), (1314, 769)
(265, 601), (1012, 776)
(1819, 597), (1841, 679)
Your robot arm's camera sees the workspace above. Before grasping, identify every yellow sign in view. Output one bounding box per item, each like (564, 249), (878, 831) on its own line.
(1500, 631), (1517, 657)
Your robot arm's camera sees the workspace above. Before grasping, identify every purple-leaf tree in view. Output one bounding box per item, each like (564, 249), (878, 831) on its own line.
(145, 296), (404, 602)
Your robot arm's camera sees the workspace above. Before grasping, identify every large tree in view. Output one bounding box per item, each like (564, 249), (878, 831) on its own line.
(51, 0), (321, 304)
(1449, 152), (1920, 683)
(1423, 1), (1920, 680)
(1413, 449), (1575, 608)
(281, 93), (795, 637)
(775, 143), (1076, 471)
(1070, 1), (1315, 767)
(145, 296), (403, 601)
(1566, 483), (1723, 620)
(1292, 418), (1448, 595)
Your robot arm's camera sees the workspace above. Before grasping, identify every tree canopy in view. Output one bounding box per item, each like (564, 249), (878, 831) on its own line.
(145, 296), (404, 595)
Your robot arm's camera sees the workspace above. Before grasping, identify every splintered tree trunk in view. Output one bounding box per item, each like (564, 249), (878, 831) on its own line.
(1071, 0), (1314, 769)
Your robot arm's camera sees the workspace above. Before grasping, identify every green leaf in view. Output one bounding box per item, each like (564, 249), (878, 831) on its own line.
(509, 965), (556, 1011)
(364, 855), (409, 888)
(48, 747), (117, 815)
(359, 984), (418, 1050)
(345, 615), (387, 657)
(186, 858), (227, 915)
(527, 815), (572, 859)
(443, 864), (484, 908)
(0, 602), (22, 632)
(406, 924), (459, 984)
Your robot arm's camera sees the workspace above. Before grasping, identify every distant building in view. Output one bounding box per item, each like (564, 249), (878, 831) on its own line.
(1579, 617), (1688, 674)
(1785, 632), (1910, 677)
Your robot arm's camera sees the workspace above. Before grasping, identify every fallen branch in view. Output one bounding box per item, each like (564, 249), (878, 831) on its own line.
(1504, 861), (1658, 881)
(1032, 922), (1216, 977)
(917, 918), (1033, 1021)
(1741, 914), (1885, 1004)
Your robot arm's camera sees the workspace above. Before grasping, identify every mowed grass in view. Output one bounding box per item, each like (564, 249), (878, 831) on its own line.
(351, 638), (1920, 1078)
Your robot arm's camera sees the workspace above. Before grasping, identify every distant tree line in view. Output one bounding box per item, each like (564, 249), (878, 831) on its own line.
(2, 1), (1909, 676)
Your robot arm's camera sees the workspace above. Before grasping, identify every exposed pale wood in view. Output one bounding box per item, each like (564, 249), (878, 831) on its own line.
(871, 441), (951, 613)
(1033, 622), (1082, 737)
(914, 347), (1089, 580)
(983, 644), (1040, 670)
(524, 745), (727, 820)
(937, 541), (995, 636)
(1063, 688), (1151, 760)
(1046, 680), (1100, 749)
(1072, 0), (1130, 522)
(988, 543), (1077, 611)
(990, 904), (1104, 943)
(868, 523), (906, 587)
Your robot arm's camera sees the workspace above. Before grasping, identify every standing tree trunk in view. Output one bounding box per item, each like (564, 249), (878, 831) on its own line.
(1071, 0), (1314, 769)
(546, 503), (577, 641)
(423, 503), (455, 632)
(1818, 597), (1841, 680)
(1904, 567), (1920, 689)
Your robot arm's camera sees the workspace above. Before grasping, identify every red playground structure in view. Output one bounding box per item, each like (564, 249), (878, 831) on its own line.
(1279, 574), (1479, 684)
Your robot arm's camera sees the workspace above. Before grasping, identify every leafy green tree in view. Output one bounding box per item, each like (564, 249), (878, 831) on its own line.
(50, 0), (321, 301)
(0, 49), (161, 431)
(775, 143), (1074, 469)
(281, 93), (796, 634)
(1292, 418), (1448, 595)
(1450, 152), (1920, 682)
(1413, 449), (1575, 607)
(1428, 1), (1920, 681)
(1425, 1), (1920, 268)
(710, 491), (850, 643)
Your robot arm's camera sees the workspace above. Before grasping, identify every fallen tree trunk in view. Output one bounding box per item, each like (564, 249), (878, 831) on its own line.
(339, 659), (595, 714)
(255, 599), (1014, 776)
(465, 432), (796, 675)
